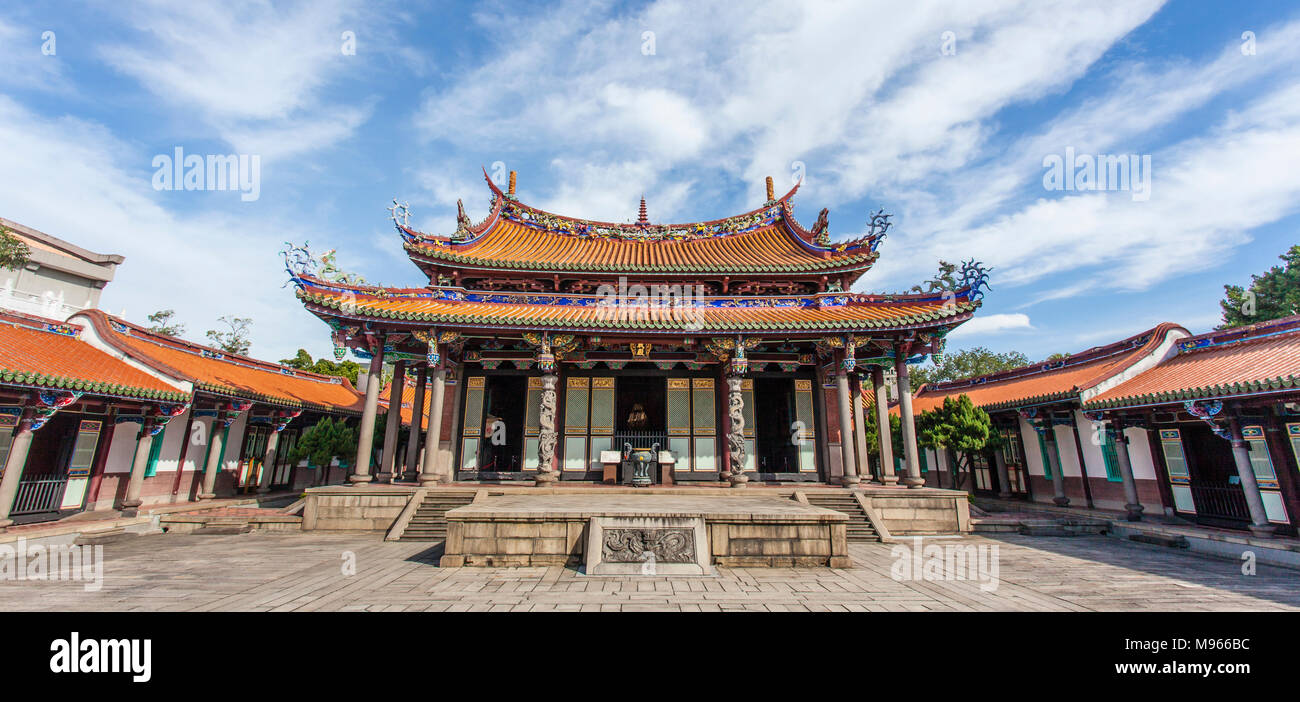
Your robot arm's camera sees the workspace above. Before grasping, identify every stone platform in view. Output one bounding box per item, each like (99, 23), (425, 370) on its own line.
(438, 494), (851, 569)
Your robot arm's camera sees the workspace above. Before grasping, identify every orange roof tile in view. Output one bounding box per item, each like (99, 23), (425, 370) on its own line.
(910, 323), (1187, 415)
(76, 310), (365, 414)
(1086, 315), (1300, 409)
(0, 310), (187, 402)
(399, 176), (879, 276)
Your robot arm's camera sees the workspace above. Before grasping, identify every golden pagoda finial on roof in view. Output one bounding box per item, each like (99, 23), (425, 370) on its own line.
(765, 176), (774, 202)
(508, 171), (517, 195)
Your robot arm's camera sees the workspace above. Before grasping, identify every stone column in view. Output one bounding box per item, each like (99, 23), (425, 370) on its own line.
(993, 433), (1012, 498)
(1044, 422), (1069, 506)
(379, 360), (407, 482)
(0, 409), (37, 530)
(872, 366), (897, 485)
(834, 365), (859, 486)
(419, 365), (448, 485)
(726, 374), (748, 487)
(894, 349), (923, 488)
(402, 364), (428, 482)
(199, 420), (227, 500)
(1110, 419), (1144, 521)
(1228, 415), (1276, 537)
(850, 373), (871, 482)
(350, 344), (385, 484)
(121, 422), (156, 516)
(256, 429), (281, 494)
(534, 372), (560, 484)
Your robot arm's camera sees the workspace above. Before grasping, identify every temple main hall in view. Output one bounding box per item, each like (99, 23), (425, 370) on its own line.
(288, 171), (989, 492)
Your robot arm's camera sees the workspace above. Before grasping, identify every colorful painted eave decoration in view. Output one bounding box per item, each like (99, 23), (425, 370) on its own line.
(296, 287), (979, 333)
(0, 367), (190, 403)
(195, 383), (362, 416)
(1083, 374), (1300, 410)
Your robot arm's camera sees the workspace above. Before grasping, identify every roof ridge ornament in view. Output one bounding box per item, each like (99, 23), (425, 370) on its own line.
(388, 198), (411, 227)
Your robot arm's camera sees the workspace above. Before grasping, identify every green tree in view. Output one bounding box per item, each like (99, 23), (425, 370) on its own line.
(916, 395), (992, 489)
(205, 315), (252, 356)
(1218, 244), (1300, 329)
(909, 346), (1030, 392)
(863, 405), (904, 476)
(147, 309), (186, 337)
(279, 348), (361, 385)
(289, 417), (357, 485)
(0, 225), (31, 271)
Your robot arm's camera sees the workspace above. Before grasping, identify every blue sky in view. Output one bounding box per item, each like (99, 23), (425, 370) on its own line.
(1, 1), (1298, 365)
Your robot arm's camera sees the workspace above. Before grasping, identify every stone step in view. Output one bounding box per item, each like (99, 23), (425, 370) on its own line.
(74, 528), (135, 546)
(192, 524), (253, 535)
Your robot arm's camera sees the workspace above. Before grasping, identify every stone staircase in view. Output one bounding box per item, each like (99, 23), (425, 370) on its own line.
(804, 491), (879, 542)
(400, 492), (476, 542)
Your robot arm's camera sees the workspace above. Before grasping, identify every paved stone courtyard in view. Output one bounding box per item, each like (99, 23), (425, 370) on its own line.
(1, 532), (1296, 612)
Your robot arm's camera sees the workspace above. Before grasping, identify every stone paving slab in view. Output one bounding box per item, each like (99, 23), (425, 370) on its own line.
(0, 531), (1296, 612)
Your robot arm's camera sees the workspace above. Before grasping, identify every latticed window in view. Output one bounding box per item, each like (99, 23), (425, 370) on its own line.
(1100, 426), (1122, 482)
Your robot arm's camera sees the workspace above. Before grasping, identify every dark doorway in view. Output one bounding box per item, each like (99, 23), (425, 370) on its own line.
(616, 376), (666, 432)
(479, 375), (526, 472)
(1183, 424), (1251, 526)
(12, 412), (76, 520)
(755, 377), (799, 474)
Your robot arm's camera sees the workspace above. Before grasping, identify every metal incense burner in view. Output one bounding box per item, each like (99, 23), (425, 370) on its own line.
(623, 442), (660, 487)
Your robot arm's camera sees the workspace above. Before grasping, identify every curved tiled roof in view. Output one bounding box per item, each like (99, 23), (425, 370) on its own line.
(76, 310), (365, 414)
(0, 311), (188, 402)
(399, 175), (880, 276)
(910, 323), (1187, 414)
(1085, 315), (1300, 409)
(294, 277), (980, 335)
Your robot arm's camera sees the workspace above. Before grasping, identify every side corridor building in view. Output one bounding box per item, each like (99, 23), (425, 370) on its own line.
(911, 315), (1300, 537)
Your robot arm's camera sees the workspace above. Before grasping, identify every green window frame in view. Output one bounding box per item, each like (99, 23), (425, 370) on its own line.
(1099, 428), (1122, 482)
(143, 425), (167, 477)
(918, 449), (928, 473)
(1037, 431), (1061, 480)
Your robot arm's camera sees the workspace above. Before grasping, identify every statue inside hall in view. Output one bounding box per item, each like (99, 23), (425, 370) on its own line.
(626, 403), (648, 429)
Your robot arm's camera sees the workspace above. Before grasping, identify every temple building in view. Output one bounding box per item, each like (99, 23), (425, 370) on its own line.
(909, 315), (1300, 537)
(288, 172), (990, 489)
(0, 221), (370, 529)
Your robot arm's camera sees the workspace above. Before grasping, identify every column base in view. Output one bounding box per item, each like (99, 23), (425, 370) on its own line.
(1052, 496), (1070, 506)
(903, 477), (925, 489)
(1249, 523), (1278, 538)
(880, 475), (900, 486)
(348, 473), (373, 485)
(840, 475), (861, 486)
(418, 474), (441, 487)
(120, 500), (141, 518)
(256, 486), (271, 494)
(728, 473), (749, 488)
(997, 491), (1012, 499)
(533, 471), (560, 485)
(196, 493), (216, 501)
(1124, 503), (1144, 522)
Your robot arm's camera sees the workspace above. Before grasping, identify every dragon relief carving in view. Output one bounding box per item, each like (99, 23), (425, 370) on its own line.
(726, 375), (747, 481)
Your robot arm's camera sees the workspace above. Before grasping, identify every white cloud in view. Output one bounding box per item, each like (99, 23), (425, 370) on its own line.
(0, 96), (336, 363)
(97, 0), (379, 161)
(947, 312), (1032, 338)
